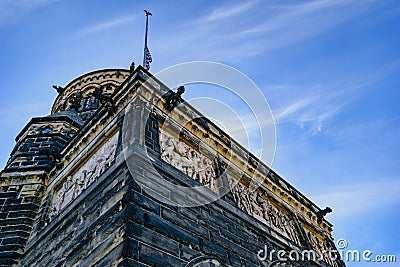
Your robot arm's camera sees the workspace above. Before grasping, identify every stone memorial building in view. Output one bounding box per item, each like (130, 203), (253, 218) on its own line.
(0, 65), (345, 267)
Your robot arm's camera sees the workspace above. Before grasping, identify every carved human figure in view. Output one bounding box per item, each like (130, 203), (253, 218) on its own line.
(273, 206), (285, 231)
(308, 232), (323, 259)
(63, 176), (74, 192)
(81, 172), (89, 188)
(95, 150), (107, 177)
(249, 192), (263, 218)
(267, 203), (278, 228)
(197, 159), (208, 185)
(257, 194), (271, 224)
(54, 189), (65, 211)
(161, 137), (173, 161)
(84, 155), (98, 187)
(161, 137), (179, 164)
(205, 165), (215, 188)
(160, 132), (218, 192)
(281, 214), (300, 245)
(189, 150), (200, 180)
(74, 173), (85, 198)
(180, 152), (192, 177)
(47, 206), (58, 221)
(237, 184), (251, 214)
(105, 142), (117, 165)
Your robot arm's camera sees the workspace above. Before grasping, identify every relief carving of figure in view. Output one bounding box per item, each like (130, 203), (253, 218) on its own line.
(100, 142), (117, 174)
(236, 183), (252, 214)
(74, 173), (85, 198)
(63, 176), (75, 193)
(197, 159), (208, 185)
(182, 150), (196, 177)
(230, 180), (302, 245)
(50, 132), (118, 221)
(47, 207), (58, 221)
(205, 165), (216, 190)
(308, 232), (323, 260)
(281, 214), (300, 245)
(257, 194), (271, 224)
(55, 185), (65, 210)
(249, 192), (263, 218)
(189, 150), (200, 179)
(160, 132), (216, 190)
(161, 137), (179, 164)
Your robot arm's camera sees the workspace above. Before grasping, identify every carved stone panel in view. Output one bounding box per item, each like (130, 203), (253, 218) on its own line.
(49, 131), (119, 219)
(229, 179), (301, 245)
(27, 122), (77, 136)
(306, 230), (340, 267)
(160, 131), (217, 191)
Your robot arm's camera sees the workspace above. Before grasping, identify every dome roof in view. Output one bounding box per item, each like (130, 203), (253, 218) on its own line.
(51, 69), (130, 121)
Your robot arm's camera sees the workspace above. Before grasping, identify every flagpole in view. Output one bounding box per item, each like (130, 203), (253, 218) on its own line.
(143, 10), (152, 67)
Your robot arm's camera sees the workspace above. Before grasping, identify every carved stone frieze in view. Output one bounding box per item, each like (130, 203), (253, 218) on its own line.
(160, 131), (217, 191)
(49, 131), (119, 220)
(27, 123), (77, 136)
(306, 230), (339, 267)
(229, 179), (301, 245)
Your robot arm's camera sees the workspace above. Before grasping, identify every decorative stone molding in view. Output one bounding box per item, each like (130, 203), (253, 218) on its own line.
(48, 131), (119, 220)
(306, 230), (339, 267)
(229, 179), (301, 245)
(160, 131), (217, 191)
(159, 128), (302, 245)
(27, 123), (77, 136)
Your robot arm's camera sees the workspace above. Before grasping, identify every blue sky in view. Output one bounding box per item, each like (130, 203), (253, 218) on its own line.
(0, 0), (399, 266)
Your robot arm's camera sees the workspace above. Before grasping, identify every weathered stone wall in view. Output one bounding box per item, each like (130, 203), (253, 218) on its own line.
(20, 158), (307, 267)
(22, 162), (129, 267)
(0, 184), (42, 266)
(0, 113), (80, 266)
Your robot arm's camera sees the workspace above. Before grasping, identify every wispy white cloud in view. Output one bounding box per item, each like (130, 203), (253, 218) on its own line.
(0, 0), (59, 25)
(77, 15), (137, 36)
(267, 80), (372, 134)
(273, 97), (316, 123)
(154, 0), (371, 64)
(225, 0), (365, 55)
(272, 92), (345, 135)
(198, 0), (258, 23)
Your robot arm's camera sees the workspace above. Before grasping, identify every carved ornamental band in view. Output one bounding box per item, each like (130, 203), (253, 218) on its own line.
(160, 131), (217, 191)
(159, 130), (301, 246)
(49, 132), (119, 220)
(229, 180), (301, 245)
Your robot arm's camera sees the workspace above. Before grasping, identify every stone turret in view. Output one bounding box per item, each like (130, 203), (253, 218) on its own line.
(0, 69), (129, 266)
(4, 110), (83, 173)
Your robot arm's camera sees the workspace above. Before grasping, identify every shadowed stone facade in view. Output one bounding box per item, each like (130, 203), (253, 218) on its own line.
(0, 66), (345, 267)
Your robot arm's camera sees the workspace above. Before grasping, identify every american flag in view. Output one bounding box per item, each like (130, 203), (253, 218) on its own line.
(145, 47), (152, 70)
